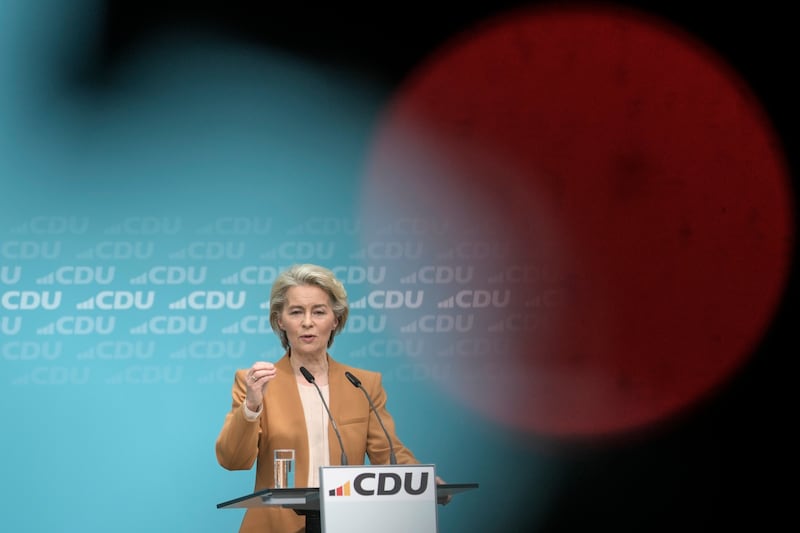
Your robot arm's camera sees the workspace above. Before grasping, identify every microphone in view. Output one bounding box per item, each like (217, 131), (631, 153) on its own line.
(299, 367), (348, 466)
(345, 371), (397, 465)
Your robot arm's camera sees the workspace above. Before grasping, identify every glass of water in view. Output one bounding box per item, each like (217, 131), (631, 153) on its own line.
(273, 449), (295, 488)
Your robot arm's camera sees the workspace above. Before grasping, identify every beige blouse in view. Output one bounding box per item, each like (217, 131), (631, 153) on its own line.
(297, 381), (330, 487)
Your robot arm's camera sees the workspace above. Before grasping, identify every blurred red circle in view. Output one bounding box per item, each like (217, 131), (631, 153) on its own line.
(361, 6), (793, 437)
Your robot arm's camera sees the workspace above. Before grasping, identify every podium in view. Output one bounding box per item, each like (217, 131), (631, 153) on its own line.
(217, 465), (478, 532)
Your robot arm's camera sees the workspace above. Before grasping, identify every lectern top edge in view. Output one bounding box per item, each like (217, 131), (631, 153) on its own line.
(216, 483), (479, 509)
(216, 487), (320, 509)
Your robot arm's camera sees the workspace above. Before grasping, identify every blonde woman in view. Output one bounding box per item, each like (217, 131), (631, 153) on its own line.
(216, 264), (425, 533)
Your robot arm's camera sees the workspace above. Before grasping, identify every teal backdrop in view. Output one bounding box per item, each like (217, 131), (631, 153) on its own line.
(0, 2), (550, 531)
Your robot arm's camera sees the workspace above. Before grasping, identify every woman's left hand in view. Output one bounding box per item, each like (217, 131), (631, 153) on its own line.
(436, 476), (452, 505)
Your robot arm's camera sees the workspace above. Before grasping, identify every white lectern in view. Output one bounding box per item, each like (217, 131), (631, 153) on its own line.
(320, 464), (436, 532)
(217, 465), (478, 533)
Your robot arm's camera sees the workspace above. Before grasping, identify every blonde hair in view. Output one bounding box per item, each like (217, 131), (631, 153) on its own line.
(269, 264), (349, 349)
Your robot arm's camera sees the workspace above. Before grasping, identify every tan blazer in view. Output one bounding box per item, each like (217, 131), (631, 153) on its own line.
(216, 354), (419, 533)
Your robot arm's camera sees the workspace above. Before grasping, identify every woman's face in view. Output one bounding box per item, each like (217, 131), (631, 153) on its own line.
(277, 284), (339, 357)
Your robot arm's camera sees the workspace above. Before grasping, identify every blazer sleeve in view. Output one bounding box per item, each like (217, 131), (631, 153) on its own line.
(215, 369), (260, 470)
(362, 372), (419, 466)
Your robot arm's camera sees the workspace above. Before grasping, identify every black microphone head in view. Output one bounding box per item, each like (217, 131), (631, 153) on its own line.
(299, 366), (315, 384)
(344, 371), (361, 388)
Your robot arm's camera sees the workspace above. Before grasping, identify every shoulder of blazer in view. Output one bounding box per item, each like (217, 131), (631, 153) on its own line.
(275, 353), (292, 372)
(330, 358), (382, 389)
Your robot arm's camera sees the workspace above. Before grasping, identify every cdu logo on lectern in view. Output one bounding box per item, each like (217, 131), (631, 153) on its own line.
(328, 471), (430, 498)
(320, 465), (438, 532)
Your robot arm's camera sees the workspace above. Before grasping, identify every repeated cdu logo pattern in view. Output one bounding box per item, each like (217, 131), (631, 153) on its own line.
(1, 215), (566, 387)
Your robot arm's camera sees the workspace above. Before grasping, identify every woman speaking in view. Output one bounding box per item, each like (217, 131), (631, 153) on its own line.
(216, 264), (428, 532)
